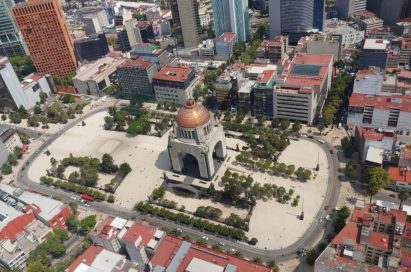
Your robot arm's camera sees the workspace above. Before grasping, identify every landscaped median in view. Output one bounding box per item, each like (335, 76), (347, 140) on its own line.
(134, 201), (246, 241)
(40, 176), (115, 202)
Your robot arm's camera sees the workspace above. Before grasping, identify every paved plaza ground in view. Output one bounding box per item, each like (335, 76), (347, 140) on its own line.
(28, 111), (171, 209)
(27, 110), (331, 250)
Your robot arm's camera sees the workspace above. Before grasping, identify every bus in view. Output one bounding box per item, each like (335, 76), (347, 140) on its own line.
(81, 194), (94, 202)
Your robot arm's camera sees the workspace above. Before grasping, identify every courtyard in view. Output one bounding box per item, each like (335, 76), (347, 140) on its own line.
(27, 110), (330, 250)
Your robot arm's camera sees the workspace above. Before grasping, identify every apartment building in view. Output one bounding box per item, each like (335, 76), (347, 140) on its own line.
(350, 11), (384, 34)
(253, 70), (276, 117)
(257, 35), (289, 63)
(315, 201), (408, 271)
(358, 39), (389, 70)
(215, 32), (237, 61)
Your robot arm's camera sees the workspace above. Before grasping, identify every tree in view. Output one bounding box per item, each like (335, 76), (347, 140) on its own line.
(267, 260), (279, 272)
(248, 237), (258, 245)
(366, 167), (390, 187)
(79, 215), (97, 234)
(367, 181), (381, 204)
(9, 111), (22, 124)
(119, 163), (132, 176)
(280, 118), (290, 130)
(1, 162), (12, 174)
(53, 228), (69, 242)
(68, 171), (79, 183)
(33, 104), (42, 114)
(13, 146), (23, 159)
(9, 55), (36, 80)
(252, 257), (262, 264)
(107, 194), (115, 203)
(79, 164), (98, 187)
(39, 91), (48, 104)
(345, 160), (358, 180)
(341, 136), (354, 158)
(104, 116), (115, 130)
(398, 190), (410, 209)
(7, 153), (18, 166)
(152, 185), (166, 200)
(56, 164), (65, 179)
(292, 121), (302, 132)
(66, 214), (78, 231)
(306, 249), (319, 265)
(318, 125), (325, 134)
(100, 153), (118, 173)
(62, 94), (75, 104)
(127, 119), (150, 136)
(27, 261), (46, 272)
(18, 105), (28, 118)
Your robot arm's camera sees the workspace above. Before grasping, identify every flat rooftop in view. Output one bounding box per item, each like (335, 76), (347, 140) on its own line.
(73, 55), (126, 82)
(0, 184), (66, 222)
(153, 66), (193, 83)
(363, 39), (389, 51)
(349, 93), (411, 112)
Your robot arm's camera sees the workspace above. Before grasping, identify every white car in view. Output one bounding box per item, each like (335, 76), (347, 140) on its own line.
(201, 235), (209, 241)
(70, 196), (77, 201)
(218, 241), (225, 246)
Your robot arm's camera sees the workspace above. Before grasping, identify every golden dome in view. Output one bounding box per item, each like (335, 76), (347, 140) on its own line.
(176, 99), (211, 128)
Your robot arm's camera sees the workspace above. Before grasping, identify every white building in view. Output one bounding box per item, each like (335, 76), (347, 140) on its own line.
(0, 125), (22, 166)
(347, 93), (411, 130)
(0, 57), (53, 111)
(324, 19), (365, 48)
(124, 18), (142, 47)
(73, 53), (126, 97)
(273, 54), (334, 124)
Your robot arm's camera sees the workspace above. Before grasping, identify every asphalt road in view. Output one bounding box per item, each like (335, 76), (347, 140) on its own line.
(15, 107), (341, 262)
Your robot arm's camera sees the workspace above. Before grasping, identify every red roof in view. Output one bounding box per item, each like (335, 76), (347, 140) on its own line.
(123, 222), (155, 245)
(151, 236), (271, 272)
(349, 93), (411, 112)
(332, 222), (359, 245)
(359, 127), (385, 141)
(257, 70), (275, 84)
(389, 167), (411, 184)
(66, 245), (104, 272)
(153, 66), (193, 83)
(0, 212), (36, 240)
(370, 232), (390, 251)
(216, 32), (237, 43)
(119, 57), (153, 70)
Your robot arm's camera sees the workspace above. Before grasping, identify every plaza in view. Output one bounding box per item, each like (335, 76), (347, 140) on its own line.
(27, 108), (330, 250)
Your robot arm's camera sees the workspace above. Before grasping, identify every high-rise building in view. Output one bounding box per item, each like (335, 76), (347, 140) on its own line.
(117, 57), (157, 101)
(124, 18), (142, 48)
(367, 0), (409, 26)
(12, 0), (77, 77)
(0, 0), (26, 57)
(74, 33), (109, 62)
(170, 0), (202, 48)
(116, 26), (131, 52)
(212, 0), (250, 42)
(269, 0), (315, 43)
(313, 0), (325, 31)
(335, 0), (366, 19)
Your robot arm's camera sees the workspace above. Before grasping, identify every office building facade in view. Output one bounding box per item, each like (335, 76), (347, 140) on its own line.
(152, 66), (197, 105)
(12, 0), (77, 77)
(269, 0), (315, 43)
(74, 33), (109, 62)
(116, 27), (131, 52)
(335, 0), (366, 19)
(0, 0), (26, 57)
(117, 57), (157, 101)
(170, 0), (202, 48)
(212, 0), (250, 42)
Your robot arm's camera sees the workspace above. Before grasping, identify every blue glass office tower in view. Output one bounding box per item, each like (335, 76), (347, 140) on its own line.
(212, 0), (250, 42)
(313, 0), (325, 31)
(0, 0), (26, 57)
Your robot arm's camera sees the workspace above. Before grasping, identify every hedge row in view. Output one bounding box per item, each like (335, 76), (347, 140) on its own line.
(134, 202), (246, 240)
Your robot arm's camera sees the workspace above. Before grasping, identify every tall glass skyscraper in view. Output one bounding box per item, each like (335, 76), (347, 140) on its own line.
(212, 0), (250, 42)
(269, 0), (320, 43)
(0, 0), (26, 57)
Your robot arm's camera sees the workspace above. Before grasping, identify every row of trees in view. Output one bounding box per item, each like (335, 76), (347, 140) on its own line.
(322, 73), (353, 124)
(1, 146), (23, 175)
(236, 151), (312, 181)
(40, 176), (114, 202)
(134, 202), (246, 240)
